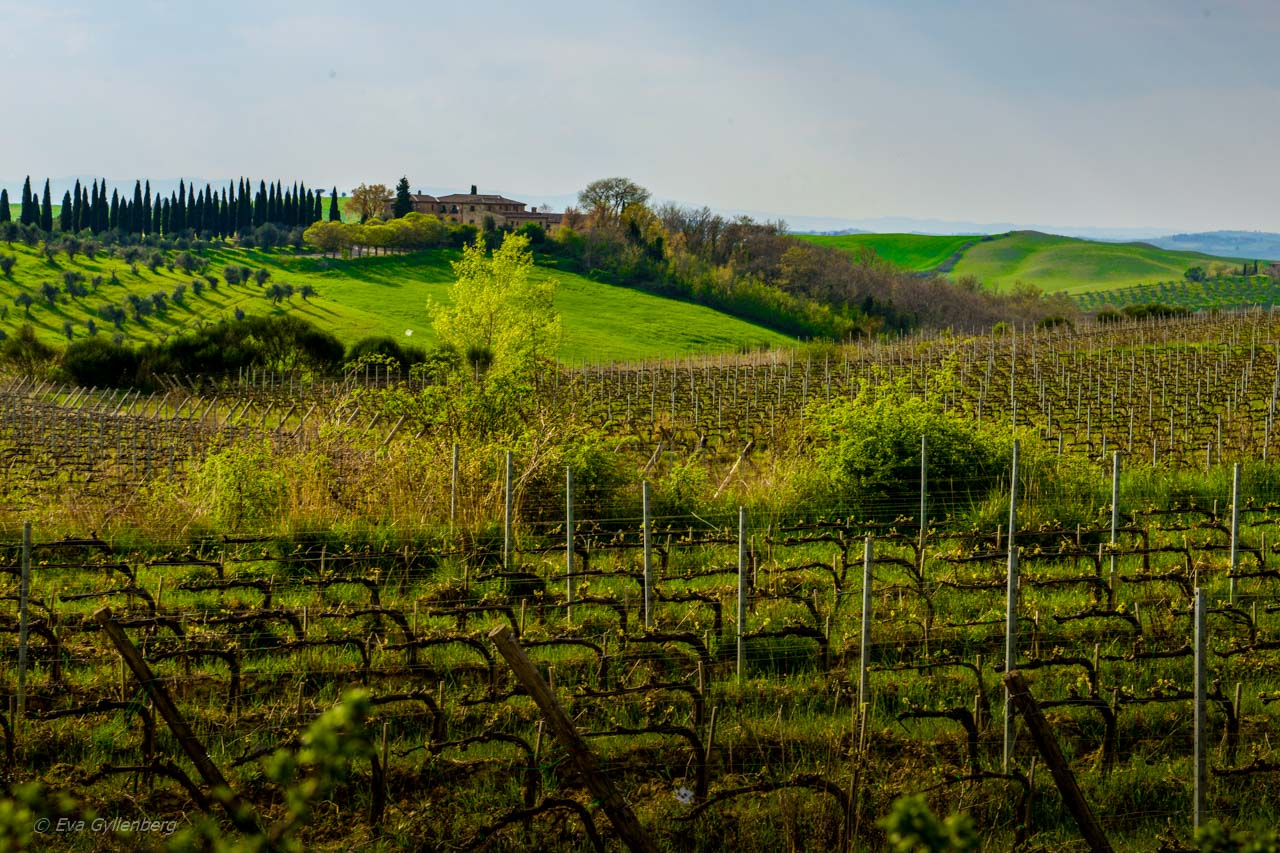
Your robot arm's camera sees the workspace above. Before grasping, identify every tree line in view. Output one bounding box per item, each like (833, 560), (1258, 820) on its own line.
(506, 177), (1076, 339)
(1, 175), (344, 238)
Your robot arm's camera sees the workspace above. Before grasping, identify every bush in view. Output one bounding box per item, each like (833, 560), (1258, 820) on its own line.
(809, 383), (1006, 518)
(62, 336), (140, 387)
(139, 314), (345, 380)
(0, 325), (56, 373)
(190, 443), (288, 529)
(346, 336), (427, 372)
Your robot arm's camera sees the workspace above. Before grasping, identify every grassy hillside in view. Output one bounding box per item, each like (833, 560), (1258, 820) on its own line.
(0, 242), (793, 361)
(797, 233), (980, 271)
(949, 231), (1246, 294)
(808, 229), (1250, 294)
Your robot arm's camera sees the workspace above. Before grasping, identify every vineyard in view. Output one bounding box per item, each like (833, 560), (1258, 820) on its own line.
(1073, 275), (1280, 315)
(5, 310), (1280, 850)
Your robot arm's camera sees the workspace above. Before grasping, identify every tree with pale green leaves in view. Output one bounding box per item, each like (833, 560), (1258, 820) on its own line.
(430, 232), (560, 379)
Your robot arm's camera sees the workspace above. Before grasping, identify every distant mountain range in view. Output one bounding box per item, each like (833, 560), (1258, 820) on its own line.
(1144, 231), (1280, 261)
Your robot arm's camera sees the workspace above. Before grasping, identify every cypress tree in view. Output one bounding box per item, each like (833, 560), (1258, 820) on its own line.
(88, 181), (99, 231)
(70, 180), (83, 231)
(0, 189), (9, 223)
(153, 194), (163, 235)
(143, 181), (153, 234)
(329, 187), (341, 222)
(109, 190), (120, 231)
(393, 176), (413, 218)
(40, 180), (54, 231)
(189, 189), (201, 234)
(131, 181), (144, 234)
(239, 180), (252, 230)
(163, 197), (173, 234)
(175, 180), (187, 232)
(59, 191), (73, 232)
(20, 177), (33, 225)
(267, 182), (278, 224)
(254, 180), (267, 227)
(95, 179), (110, 233)
(275, 180), (284, 223)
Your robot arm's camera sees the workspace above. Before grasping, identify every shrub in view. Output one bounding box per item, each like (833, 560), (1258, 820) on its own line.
(0, 325), (56, 373)
(62, 336), (140, 387)
(190, 442), (288, 529)
(809, 383), (1006, 518)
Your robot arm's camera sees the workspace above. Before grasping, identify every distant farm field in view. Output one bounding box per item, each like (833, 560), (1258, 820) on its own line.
(0, 242), (793, 360)
(804, 229), (1250, 296)
(951, 231), (1246, 294)
(797, 233), (980, 271)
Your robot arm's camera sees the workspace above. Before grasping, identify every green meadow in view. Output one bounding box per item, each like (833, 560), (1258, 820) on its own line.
(0, 242), (793, 361)
(796, 232), (980, 271)
(951, 230), (1247, 294)
(805, 229), (1251, 295)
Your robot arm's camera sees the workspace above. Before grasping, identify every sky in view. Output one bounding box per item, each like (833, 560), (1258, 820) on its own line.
(3, 0), (1278, 233)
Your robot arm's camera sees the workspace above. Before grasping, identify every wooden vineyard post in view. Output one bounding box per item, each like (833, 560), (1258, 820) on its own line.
(919, 435), (928, 555)
(1005, 439), (1020, 773)
(737, 506), (747, 682)
(1109, 451), (1121, 609)
(450, 443), (459, 532)
(16, 522), (31, 740)
(94, 607), (263, 837)
(1229, 463), (1240, 605)
(1193, 588), (1207, 831)
(859, 535), (872, 713)
(642, 480), (653, 629)
(1003, 671), (1113, 853)
(488, 626), (660, 853)
(503, 450), (513, 569)
(565, 466), (575, 617)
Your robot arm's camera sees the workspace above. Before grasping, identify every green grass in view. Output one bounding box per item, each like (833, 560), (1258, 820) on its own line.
(796, 233), (980, 271)
(0, 241), (793, 360)
(951, 230), (1248, 294)
(807, 229), (1253, 297)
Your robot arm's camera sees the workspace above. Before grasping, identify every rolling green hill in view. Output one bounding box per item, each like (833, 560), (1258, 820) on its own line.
(950, 231), (1246, 294)
(797, 233), (980, 271)
(0, 243), (793, 361)
(804, 229), (1249, 294)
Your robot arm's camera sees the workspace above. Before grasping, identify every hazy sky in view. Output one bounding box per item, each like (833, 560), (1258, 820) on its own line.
(4, 0), (1278, 232)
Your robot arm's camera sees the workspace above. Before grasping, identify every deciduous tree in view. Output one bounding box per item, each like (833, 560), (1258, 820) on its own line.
(577, 177), (650, 225)
(431, 232), (560, 378)
(349, 183), (393, 224)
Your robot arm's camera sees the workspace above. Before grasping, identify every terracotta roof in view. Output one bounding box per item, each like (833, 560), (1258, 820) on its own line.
(436, 193), (525, 205)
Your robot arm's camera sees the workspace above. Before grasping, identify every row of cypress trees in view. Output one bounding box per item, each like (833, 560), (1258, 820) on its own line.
(1, 176), (345, 237)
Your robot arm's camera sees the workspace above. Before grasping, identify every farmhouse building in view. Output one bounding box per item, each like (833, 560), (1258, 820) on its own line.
(389, 185), (564, 232)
